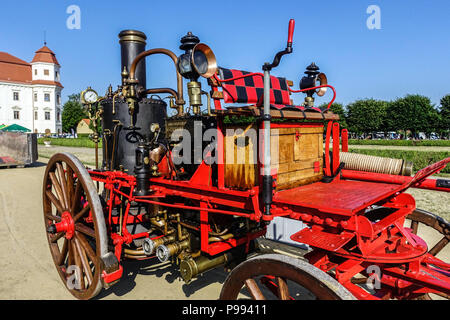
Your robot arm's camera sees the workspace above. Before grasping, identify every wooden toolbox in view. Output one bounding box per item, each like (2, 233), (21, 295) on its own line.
(224, 123), (324, 190)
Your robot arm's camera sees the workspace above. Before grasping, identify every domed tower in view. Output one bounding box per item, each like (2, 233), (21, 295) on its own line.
(31, 43), (63, 134)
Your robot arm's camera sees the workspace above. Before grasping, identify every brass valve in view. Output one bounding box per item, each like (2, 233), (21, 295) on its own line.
(187, 81), (202, 115)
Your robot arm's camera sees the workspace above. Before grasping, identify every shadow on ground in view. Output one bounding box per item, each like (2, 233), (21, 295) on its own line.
(96, 257), (229, 300)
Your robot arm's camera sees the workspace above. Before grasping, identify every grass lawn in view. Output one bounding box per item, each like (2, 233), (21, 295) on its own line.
(348, 139), (450, 147)
(38, 137), (101, 148)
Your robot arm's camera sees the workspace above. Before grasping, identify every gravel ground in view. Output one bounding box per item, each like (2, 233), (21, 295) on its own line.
(406, 188), (450, 221)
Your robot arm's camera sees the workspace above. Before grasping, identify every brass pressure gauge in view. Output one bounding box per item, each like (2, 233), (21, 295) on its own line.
(81, 87), (99, 105)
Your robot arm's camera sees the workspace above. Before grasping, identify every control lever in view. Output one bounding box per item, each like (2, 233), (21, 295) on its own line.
(263, 19), (295, 71)
(261, 19), (295, 216)
(287, 18), (295, 48)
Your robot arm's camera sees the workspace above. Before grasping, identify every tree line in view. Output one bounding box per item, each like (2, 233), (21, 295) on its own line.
(320, 94), (450, 139)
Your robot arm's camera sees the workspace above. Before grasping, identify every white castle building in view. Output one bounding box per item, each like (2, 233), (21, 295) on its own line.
(0, 43), (63, 134)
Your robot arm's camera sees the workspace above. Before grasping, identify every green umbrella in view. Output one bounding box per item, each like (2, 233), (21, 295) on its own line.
(1, 124), (31, 132)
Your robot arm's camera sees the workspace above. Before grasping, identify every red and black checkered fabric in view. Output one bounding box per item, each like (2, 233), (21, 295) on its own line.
(218, 67), (291, 105)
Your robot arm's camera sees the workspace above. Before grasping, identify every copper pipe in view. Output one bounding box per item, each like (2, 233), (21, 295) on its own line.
(129, 48), (185, 106)
(143, 88), (178, 98)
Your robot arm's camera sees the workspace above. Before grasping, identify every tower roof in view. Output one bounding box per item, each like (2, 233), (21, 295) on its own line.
(31, 45), (60, 66)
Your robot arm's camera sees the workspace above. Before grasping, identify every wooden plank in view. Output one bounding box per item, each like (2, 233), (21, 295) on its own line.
(224, 124), (324, 191)
(224, 124), (258, 190)
(212, 108), (339, 120)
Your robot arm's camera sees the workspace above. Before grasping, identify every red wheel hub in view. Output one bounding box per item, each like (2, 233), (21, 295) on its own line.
(54, 211), (75, 239)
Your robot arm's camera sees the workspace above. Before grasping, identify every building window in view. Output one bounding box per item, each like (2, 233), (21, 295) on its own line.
(44, 69), (49, 76)
(57, 94), (61, 105)
(44, 93), (50, 102)
(55, 71), (59, 80)
(34, 69), (37, 75)
(57, 111), (60, 121)
(34, 93), (37, 102)
(13, 92), (19, 101)
(45, 112), (50, 120)
(34, 111), (38, 120)
(13, 111), (20, 119)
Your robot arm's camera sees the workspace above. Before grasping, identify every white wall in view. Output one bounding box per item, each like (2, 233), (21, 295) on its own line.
(0, 81), (34, 130)
(32, 85), (62, 133)
(0, 82), (62, 134)
(31, 62), (59, 82)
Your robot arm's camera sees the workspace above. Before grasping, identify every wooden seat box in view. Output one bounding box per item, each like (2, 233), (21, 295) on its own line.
(224, 123), (324, 190)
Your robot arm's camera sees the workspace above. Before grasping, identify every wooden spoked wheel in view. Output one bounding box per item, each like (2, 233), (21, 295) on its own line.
(407, 208), (450, 257)
(220, 254), (355, 300)
(406, 208), (450, 300)
(43, 153), (108, 300)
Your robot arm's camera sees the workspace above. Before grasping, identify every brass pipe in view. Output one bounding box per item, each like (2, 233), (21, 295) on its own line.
(163, 211), (168, 235)
(169, 219), (229, 237)
(152, 234), (177, 248)
(124, 248), (145, 256)
(208, 233), (235, 243)
(169, 220), (199, 232)
(150, 217), (165, 229)
(128, 48), (185, 106)
(112, 91), (120, 115)
(124, 254), (150, 259)
(201, 90), (212, 116)
(162, 238), (190, 258)
(180, 252), (230, 283)
(176, 214), (182, 240)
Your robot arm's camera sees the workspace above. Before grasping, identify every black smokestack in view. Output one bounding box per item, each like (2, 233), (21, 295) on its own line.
(118, 30), (147, 90)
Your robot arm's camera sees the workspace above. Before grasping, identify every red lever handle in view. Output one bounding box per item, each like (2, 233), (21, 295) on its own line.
(287, 19), (295, 46)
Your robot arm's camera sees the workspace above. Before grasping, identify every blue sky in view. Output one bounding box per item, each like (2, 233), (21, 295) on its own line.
(1, 0), (449, 108)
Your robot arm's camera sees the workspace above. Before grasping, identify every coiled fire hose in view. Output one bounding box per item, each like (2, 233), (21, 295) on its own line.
(340, 152), (413, 176)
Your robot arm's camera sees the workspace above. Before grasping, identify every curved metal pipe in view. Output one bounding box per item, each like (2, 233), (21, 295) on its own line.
(129, 48), (185, 106)
(143, 88), (178, 98)
(208, 233), (235, 243)
(142, 88), (183, 116)
(124, 248), (145, 256)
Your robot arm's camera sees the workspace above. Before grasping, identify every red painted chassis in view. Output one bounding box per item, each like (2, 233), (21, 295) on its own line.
(84, 118), (450, 300)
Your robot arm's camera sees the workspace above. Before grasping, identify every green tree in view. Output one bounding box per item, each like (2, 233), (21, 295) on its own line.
(61, 93), (86, 133)
(439, 94), (450, 138)
(388, 95), (439, 138)
(346, 99), (388, 136)
(318, 102), (347, 129)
